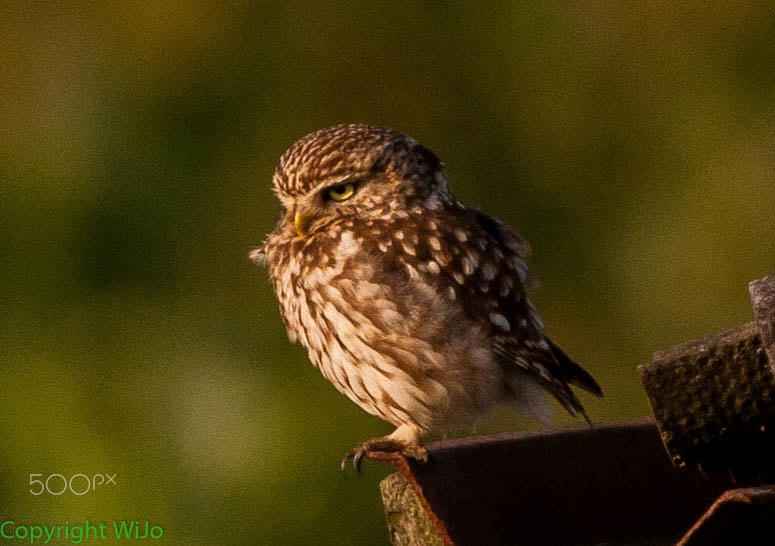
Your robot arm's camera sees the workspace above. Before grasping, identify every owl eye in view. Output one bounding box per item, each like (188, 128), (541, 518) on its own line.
(326, 182), (356, 202)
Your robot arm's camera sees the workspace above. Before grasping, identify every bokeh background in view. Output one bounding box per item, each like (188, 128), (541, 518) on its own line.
(2, 2), (774, 544)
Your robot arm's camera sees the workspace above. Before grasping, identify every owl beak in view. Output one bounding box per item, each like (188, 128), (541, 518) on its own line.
(294, 211), (309, 239)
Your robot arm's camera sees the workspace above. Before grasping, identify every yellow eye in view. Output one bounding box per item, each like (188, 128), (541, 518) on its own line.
(327, 183), (355, 201)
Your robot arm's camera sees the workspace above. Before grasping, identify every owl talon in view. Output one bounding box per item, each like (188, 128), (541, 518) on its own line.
(402, 444), (429, 463)
(340, 447), (365, 473)
(340, 446), (369, 473)
(340, 438), (428, 473)
(353, 449), (366, 473)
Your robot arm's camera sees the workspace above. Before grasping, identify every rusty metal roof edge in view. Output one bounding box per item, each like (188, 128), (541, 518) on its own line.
(368, 418), (659, 545)
(677, 485), (775, 545)
(369, 450), (454, 545)
(428, 417), (655, 455)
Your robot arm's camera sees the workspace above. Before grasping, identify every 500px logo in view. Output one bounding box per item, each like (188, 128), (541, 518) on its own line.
(29, 474), (116, 496)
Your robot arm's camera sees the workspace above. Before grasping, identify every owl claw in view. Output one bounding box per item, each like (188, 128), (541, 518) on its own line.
(340, 438), (428, 473)
(340, 446), (367, 473)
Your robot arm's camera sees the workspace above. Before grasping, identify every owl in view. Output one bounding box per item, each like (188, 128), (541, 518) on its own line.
(251, 124), (602, 471)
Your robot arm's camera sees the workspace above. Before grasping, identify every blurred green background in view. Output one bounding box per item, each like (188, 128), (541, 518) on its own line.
(1, 2), (774, 544)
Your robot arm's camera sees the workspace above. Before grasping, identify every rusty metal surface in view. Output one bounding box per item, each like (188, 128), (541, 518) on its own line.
(373, 419), (733, 545)
(679, 485), (775, 545)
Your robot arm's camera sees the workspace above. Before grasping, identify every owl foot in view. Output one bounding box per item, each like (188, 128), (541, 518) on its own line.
(340, 437), (428, 473)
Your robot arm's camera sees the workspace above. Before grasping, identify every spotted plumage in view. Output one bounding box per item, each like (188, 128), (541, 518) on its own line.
(252, 124), (602, 469)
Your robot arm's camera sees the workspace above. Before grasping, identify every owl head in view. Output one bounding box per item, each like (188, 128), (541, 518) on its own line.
(272, 124), (452, 238)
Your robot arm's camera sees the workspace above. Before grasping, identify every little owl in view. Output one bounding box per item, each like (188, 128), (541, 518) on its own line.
(252, 124), (602, 471)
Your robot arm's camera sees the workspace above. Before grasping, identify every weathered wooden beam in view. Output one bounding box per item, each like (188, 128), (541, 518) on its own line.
(638, 272), (775, 478)
(376, 420), (733, 545)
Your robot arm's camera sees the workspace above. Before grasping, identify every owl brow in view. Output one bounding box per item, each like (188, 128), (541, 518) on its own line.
(314, 174), (363, 195)
(305, 174), (348, 195)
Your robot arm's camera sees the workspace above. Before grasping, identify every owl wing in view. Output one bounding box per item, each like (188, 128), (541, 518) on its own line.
(544, 336), (603, 397)
(430, 208), (602, 420)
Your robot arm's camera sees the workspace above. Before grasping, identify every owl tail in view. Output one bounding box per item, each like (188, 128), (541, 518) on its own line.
(546, 337), (603, 398)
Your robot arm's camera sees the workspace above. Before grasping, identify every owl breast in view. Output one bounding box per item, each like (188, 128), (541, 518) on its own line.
(264, 213), (503, 432)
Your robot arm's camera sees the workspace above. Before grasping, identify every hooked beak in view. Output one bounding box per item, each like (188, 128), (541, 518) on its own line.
(294, 211), (309, 239)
